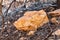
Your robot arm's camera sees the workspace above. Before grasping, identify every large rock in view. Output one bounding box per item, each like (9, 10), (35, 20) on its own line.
(13, 10), (49, 32)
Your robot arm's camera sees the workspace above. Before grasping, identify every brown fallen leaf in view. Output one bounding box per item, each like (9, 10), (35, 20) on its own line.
(13, 10), (49, 35)
(48, 9), (60, 17)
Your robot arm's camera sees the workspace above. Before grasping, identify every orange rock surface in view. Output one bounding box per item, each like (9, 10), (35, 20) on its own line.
(13, 10), (49, 31)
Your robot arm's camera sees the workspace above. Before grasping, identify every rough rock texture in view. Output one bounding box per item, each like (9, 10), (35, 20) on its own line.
(13, 10), (49, 31)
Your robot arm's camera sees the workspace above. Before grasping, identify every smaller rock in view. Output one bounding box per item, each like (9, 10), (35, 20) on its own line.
(5, 34), (8, 37)
(27, 31), (35, 35)
(52, 29), (60, 35)
(50, 17), (58, 24)
(48, 9), (60, 17)
(19, 37), (27, 40)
